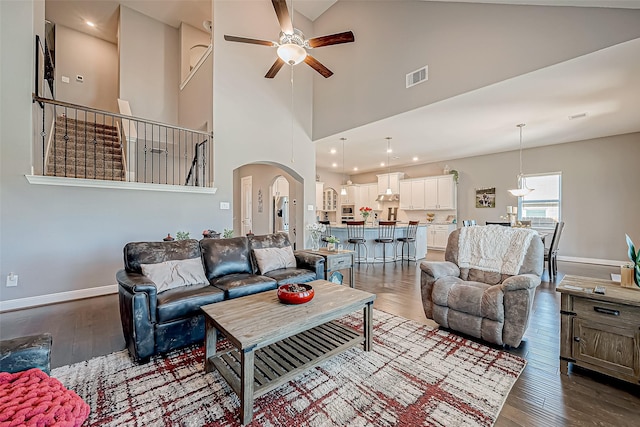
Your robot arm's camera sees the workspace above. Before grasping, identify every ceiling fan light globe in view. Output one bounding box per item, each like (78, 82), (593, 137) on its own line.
(277, 44), (306, 65)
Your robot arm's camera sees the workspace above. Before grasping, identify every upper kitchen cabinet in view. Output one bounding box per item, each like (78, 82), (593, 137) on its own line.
(357, 183), (379, 209)
(341, 184), (359, 205)
(315, 182), (324, 211)
(424, 174), (456, 210)
(377, 172), (405, 195)
(399, 179), (426, 210)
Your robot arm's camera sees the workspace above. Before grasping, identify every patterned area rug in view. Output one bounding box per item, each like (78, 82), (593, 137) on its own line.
(51, 310), (525, 426)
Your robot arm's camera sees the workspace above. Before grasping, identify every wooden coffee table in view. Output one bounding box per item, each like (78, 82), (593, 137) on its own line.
(201, 280), (376, 425)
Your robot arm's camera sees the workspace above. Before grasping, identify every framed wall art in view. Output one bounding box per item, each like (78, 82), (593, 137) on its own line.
(475, 187), (496, 208)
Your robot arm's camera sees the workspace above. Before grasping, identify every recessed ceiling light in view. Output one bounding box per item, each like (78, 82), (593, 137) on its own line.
(353, 167), (358, 171)
(386, 148), (392, 153)
(86, 21), (96, 27)
(413, 156), (418, 161)
(330, 148), (336, 154)
(332, 162), (337, 168)
(380, 162), (385, 167)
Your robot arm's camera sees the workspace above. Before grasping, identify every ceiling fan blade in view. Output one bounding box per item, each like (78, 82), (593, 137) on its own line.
(265, 58), (285, 79)
(308, 31), (355, 48)
(224, 35), (275, 47)
(304, 55), (333, 78)
(272, 0), (293, 34)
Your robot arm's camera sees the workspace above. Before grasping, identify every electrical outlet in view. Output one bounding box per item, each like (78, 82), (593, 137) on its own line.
(6, 273), (18, 287)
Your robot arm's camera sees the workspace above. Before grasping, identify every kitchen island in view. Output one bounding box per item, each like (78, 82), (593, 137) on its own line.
(328, 223), (427, 263)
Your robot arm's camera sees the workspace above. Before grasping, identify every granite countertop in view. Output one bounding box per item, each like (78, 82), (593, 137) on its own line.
(330, 222), (427, 228)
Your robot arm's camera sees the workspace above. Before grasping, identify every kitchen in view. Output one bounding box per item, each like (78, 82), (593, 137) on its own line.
(316, 170), (458, 262)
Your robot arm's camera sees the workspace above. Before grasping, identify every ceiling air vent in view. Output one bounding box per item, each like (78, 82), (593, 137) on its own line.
(406, 66), (428, 88)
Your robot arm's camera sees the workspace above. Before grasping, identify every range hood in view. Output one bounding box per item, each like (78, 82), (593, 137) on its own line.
(375, 193), (399, 202)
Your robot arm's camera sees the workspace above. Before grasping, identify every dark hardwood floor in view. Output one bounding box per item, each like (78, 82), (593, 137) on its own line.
(1, 254), (639, 426)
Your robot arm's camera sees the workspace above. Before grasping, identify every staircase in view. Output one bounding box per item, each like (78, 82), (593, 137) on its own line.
(46, 116), (125, 181)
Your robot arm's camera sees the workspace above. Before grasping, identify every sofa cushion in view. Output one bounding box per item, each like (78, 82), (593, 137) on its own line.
(156, 283), (225, 323)
(253, 246), (296, 274)
(264, 268), (317, 285)
(210, 274), (277, 299)
(141, 257), (208, 293)
(200, 237), (253, 279)
(124, 240), (202, 274)
(432, 278), (504, 322)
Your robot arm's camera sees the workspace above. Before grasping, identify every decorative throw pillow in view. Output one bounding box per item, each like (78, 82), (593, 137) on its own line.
(140, 257), (208, 293)
(253, 246), (296, 274)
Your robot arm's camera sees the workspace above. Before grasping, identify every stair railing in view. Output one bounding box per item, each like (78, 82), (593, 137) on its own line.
(32, 94), (214, 187)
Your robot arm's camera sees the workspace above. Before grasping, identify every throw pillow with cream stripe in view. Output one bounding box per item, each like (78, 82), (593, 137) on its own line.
(140, 257), (208, 293)
(253, 246), (296, 274)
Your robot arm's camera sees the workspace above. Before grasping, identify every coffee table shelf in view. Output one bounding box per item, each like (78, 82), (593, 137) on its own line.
(208, 321), (362, 399)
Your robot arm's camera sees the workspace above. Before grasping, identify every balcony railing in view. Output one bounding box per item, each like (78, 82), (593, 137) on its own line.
(32, 95), (214, 188)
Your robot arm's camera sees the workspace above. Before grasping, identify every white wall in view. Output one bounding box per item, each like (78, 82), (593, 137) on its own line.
(311, 2), (640, 140)
(55, 25), (118, 113)
(178, 52), (213, 132)
(213, 1), (316, 250)
(119, 5), (179, 124)
(180, 22), (211, 83)
(351, 132), (640, 263)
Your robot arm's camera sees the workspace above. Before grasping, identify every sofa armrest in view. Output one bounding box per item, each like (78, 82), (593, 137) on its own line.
(116, 269), (158, 361)
(294, 251), (326, 280)
(501, 274), (541, 292)
(420, 261), (460, 281)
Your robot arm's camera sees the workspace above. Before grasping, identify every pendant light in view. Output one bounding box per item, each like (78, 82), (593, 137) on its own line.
(508, 124), (534, 197)
(385, 137), (393, 195)
(340, 138), (347, 196)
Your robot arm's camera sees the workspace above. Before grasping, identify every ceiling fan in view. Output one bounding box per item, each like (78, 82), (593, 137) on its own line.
(224, 0), (355, 78)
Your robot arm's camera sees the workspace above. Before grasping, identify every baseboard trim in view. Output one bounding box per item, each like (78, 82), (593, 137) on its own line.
(558, 256), (627, 267)
(0, 284), (118, 313)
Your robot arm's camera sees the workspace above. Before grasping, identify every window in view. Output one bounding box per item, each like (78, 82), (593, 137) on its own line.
(518, 173), (561, 229)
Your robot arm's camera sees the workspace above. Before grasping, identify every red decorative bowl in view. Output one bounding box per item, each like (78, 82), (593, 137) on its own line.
(277, 284), (314, 304)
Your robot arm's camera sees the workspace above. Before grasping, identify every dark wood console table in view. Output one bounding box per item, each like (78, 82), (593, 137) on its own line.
(557, 275), (640, 384)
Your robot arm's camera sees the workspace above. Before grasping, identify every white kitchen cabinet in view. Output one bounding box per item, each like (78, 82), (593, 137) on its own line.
(315, 182), (324, 211)
(323, 188), (338, 211)
(399, 179), (425, 210)
(427, 224), (457, 250)
(377, 172), (405, 195)
(340, 184), (358, 204)
(424, 174), (456, 210)
(356, 183), (379, 210)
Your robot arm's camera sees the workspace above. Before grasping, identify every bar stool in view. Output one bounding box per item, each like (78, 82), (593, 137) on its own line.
(396, 220), (419, 265)
(319, 220), (331, 247)
(346, 221), (367, 264)
(462, 220), (477, 227)
(373, 221), (397, 263)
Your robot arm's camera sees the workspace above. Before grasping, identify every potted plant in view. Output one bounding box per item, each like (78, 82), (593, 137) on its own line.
(625, 234), (640, 287)
(326, 235), (340, 251)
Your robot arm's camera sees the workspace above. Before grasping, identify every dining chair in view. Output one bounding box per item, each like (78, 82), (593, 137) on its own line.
(545, 221), (565, 280)
(373, 221), (397, 263)
(462, 220), (477, 227)
(346, 221), (367, 264)
(396, 221), (419, 264)
(485, 221), (511, 226)
(319, 220), (331, 247)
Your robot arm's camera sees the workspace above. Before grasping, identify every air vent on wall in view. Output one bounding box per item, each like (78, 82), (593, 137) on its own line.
(406, 65), (428, 88)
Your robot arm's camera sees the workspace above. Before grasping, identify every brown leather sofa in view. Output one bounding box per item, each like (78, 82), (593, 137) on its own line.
(117, 232), (324, 361)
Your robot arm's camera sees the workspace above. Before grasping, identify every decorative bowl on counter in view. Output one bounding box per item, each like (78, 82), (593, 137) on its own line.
(277, 284), (314, 304)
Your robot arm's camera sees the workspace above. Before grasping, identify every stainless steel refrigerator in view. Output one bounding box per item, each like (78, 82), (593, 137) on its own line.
(273, 196), (289, 233)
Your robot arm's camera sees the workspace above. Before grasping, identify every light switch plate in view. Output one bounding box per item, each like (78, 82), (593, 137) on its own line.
(6, 274), (18, 287)
(61, 76), (70, 83)
(220, 202), (230, 210)
(308, 205), (314, 211)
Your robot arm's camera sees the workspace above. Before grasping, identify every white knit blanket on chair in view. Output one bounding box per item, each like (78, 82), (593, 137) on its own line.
(458, 225), (537, 275)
